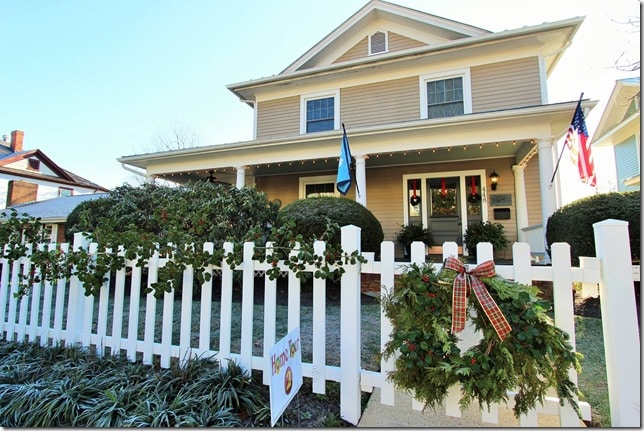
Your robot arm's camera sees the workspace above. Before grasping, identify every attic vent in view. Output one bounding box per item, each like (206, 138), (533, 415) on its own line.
(369, 31), (387, 55)
(27, 158), (40, 171)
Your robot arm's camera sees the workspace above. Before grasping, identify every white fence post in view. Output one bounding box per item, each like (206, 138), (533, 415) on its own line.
(340, 225), (361, 425)
(593, 219), (640, 427)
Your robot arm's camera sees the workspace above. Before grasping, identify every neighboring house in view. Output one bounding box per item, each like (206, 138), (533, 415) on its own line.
(591, 77), (640, 191)
(1, 193), (108, 243)
(118, 0), (596, 258)
(0, 130), (109, 209)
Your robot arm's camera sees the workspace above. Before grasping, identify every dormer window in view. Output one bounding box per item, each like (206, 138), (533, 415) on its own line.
(369, 31), (388, 55)
(27, 158), (40, 171)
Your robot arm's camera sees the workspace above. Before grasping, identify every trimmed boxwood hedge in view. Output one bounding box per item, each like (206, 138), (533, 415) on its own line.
(546, 191), (640, 265)
(276, 196), (384, 253)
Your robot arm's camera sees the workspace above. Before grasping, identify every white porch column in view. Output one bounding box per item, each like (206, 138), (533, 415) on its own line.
(354, 155), (367, 207)
(537, 138), (558, 233)
(512, 165), (529, 242)
(235, 165), (246, 189)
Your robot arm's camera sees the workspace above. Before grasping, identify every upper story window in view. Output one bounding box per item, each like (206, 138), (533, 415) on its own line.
(420, 70), (472, 120)
(369, 30), (388, 55)
(301, 90), (340, 134)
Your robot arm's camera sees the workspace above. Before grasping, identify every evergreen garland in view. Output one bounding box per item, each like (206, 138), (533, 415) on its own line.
(381, 261), (583, 419)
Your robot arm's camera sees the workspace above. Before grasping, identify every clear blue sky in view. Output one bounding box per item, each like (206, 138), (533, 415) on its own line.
(1, 0), (639, 202)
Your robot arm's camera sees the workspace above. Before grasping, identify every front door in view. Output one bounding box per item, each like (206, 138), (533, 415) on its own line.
(427, 177), (461, 245)
(404, 171), (486, 254)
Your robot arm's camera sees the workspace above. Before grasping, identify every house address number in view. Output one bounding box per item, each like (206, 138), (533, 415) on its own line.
(489, 193), (512, 207)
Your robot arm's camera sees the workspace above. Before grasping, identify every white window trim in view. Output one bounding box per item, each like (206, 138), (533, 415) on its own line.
(368, 30), (388, 55)
(300, 89), (340, 134)
(419, 69), (472, 119)
(299, 174), (340, 198)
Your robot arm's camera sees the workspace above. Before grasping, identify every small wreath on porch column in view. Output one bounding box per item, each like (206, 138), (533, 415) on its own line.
(381, 259), (583, 419)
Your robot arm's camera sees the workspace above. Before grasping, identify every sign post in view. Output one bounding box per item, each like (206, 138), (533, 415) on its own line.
(269, 327), (303, 426)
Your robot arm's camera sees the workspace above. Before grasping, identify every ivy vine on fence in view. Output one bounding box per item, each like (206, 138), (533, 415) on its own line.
(0, 209), (364, 300)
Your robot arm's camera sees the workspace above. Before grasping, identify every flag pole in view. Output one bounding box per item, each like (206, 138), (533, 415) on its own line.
(342, 123), (360, 197)
(550, 92), (584, 185)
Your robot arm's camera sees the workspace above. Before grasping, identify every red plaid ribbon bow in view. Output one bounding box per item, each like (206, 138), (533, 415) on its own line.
(444, 256), (512, 341)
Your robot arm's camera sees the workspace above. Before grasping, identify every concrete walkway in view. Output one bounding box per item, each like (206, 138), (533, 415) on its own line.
(357, 387), (577, 428)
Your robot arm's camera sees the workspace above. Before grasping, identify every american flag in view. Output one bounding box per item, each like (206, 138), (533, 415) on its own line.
(564, 103), (596, 186)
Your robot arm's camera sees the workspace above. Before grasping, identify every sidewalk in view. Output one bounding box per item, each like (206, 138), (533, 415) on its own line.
(357, 387), (571, 428)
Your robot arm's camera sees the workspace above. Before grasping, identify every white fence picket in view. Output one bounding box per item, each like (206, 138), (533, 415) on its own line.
(52, 242), (68, 343)
(142, 250), (159, 364)
(239, 241), (255, 371)
(262, 242), (277, 386)
(218, 242), (234, 368)
(0, 247), (10, 338)
(287, 242), (301, 332)
(198, 242), (214, 357)
(17, 249), (32, 342)
(179, 262), (194, 367)
(39, 244), (55, 346)
(312, 240), (327, 394)
(127, 262), (142, 361)
(379, 240), (395, 406)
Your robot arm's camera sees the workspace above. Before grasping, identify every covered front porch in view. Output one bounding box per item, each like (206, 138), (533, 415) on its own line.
(118, 101), (590, 257)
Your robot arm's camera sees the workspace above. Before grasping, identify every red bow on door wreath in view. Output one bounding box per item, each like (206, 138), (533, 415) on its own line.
(444, 256), (512, 341)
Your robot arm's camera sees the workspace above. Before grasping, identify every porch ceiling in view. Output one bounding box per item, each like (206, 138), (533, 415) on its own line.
(154, 138), (530, 185)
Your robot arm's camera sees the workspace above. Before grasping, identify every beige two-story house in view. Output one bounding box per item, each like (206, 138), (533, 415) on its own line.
(118, 0), (596, 258)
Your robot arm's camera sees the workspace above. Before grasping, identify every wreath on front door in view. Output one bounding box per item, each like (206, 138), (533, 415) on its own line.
(381, 259), (582, 419)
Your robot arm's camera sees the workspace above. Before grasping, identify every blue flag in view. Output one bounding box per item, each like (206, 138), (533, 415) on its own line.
(336, 128), (352, 195)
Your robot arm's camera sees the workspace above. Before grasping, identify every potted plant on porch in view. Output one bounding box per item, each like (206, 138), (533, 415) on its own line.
(396, 223), (433, 257)
(463, 221), (509, 257)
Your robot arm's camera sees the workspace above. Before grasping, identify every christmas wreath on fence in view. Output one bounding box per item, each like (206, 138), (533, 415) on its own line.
(381, 258), (583, 419)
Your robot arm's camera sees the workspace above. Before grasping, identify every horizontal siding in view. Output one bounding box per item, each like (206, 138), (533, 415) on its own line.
(341, 77), (419, 128)
(615, 137), (640, 191)
(388, 31), (425, 52)
(334, 37), (368, 64)
(256, 96), (300, 140)
(471, 57), (542, 112)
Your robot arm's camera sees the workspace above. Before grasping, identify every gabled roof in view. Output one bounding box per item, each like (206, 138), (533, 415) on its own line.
(227, 1), (583, 102)
(1, 193), (108, 223)
(592, 77), (640, 147)
(0, 148), (109, 191)
(283, 0), (490, 73)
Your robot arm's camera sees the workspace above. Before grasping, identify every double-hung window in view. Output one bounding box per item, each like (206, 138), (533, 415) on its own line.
(420, 70), (471, 119)
(301, 90), (340, 134)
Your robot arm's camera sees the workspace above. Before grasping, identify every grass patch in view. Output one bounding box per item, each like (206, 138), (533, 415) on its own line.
(575, 315), (610, 427)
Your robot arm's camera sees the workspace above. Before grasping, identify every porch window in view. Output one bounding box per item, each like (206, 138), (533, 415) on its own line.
(299, 175), (339, 198)
(420, 70), (471, 119)
(301, 90), (340, 134)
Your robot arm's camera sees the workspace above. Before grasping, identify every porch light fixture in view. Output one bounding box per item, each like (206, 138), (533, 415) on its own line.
(490, 170), (500, 191)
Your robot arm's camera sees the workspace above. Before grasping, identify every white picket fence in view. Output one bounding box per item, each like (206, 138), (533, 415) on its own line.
(0, 219), (639, 427)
